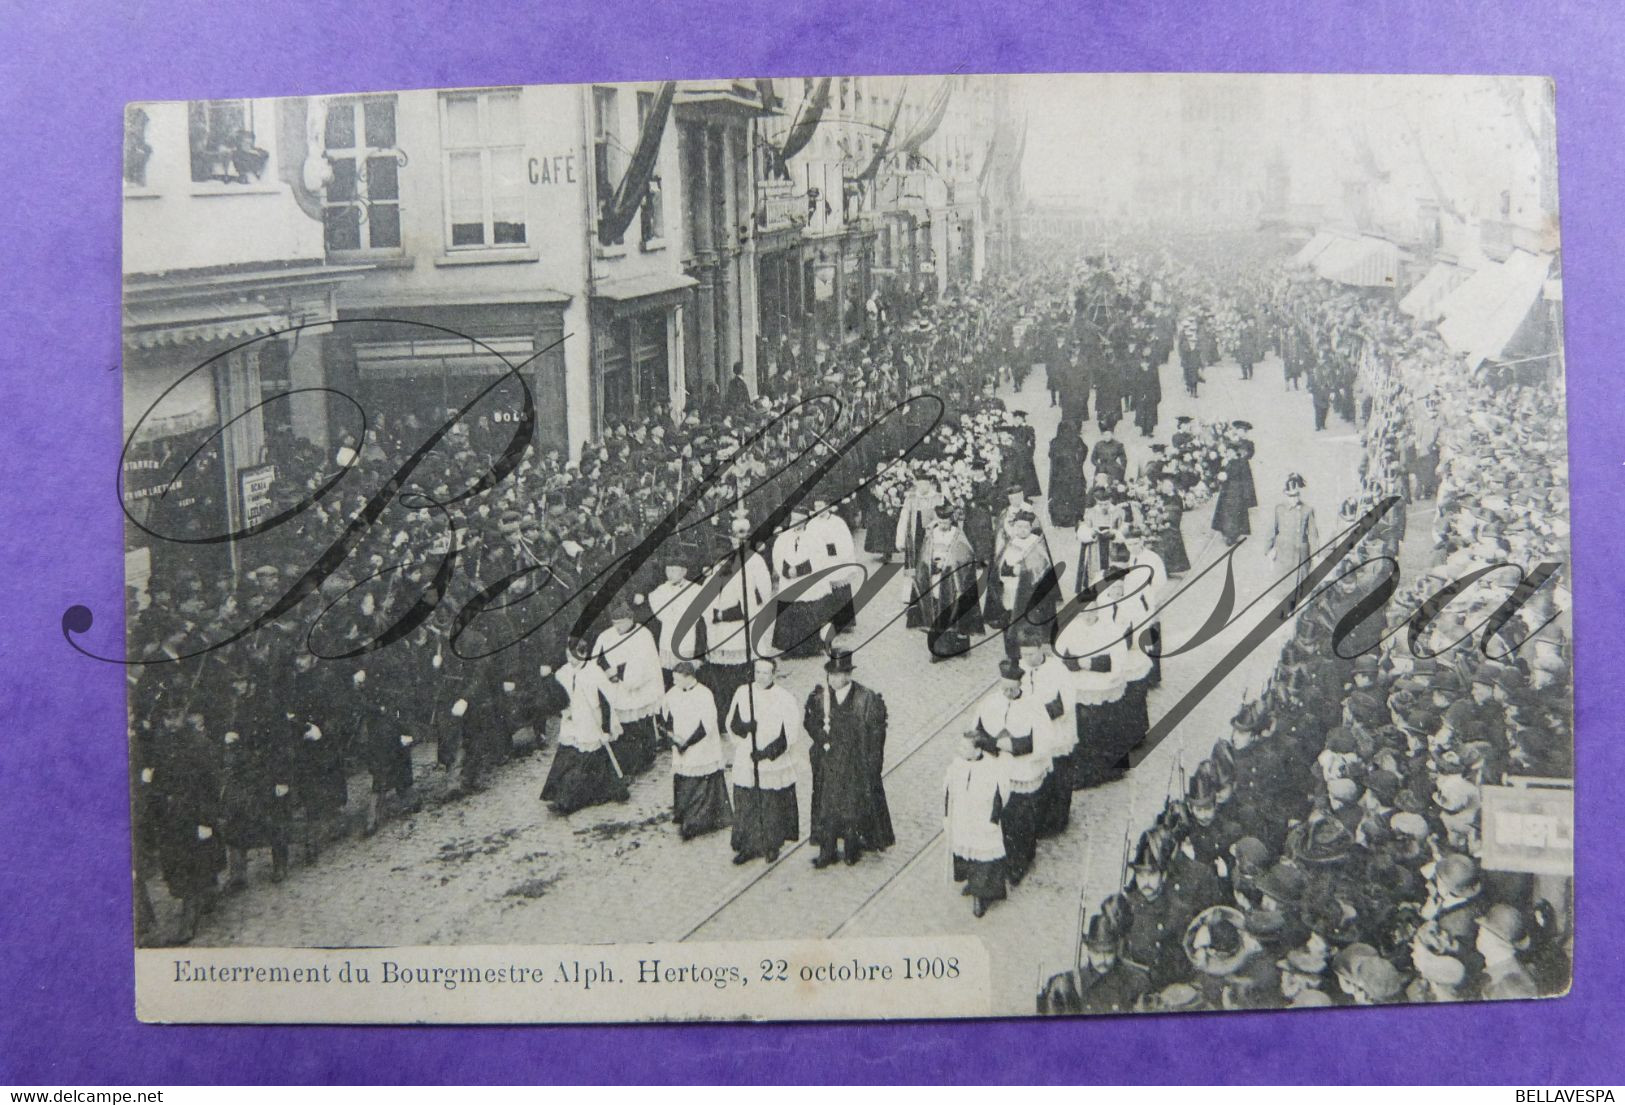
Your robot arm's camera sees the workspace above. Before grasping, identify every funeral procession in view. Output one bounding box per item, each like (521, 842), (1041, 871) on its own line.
(114, 72), (1572, 1016)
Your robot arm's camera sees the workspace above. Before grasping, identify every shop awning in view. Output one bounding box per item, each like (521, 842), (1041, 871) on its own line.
(1289, 230), (1337, 267)
(123, 300), (291, 351)
(1313, 235), (1405, 287)
(1435, 249), (1553, 368)
(591, 271), (698, 315)
(354, 335), (538, 380)
(1399, 261), (1471, 321)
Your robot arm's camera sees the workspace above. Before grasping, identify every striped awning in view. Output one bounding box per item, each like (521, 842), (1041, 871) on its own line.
(1314, 235), (1405, 287)
(1436, 249), (1553, 368)
(1289, 230), (1337, 267)
(1399, 261), (1471, 321)
(123, 300), (290, 351)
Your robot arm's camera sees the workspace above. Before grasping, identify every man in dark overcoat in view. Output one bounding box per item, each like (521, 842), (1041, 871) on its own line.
(805, 648), (894, 866)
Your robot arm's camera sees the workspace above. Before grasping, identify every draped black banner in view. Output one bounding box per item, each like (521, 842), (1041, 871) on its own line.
(778, 77), (833, 164)
(597, 81), (677, 247)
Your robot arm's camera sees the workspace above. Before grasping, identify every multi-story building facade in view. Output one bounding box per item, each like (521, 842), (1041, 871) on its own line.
(122, 95), (367, 584)
(123, 74), (1021, 583)
(748, 73), (1020, 391)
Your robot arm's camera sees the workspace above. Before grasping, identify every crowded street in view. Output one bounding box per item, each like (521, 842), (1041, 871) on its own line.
(123, 73), (1571, 1017)
(172, 283), (1365, 1011)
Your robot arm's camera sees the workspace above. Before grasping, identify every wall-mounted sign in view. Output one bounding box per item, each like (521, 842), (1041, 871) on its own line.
(529, 155), (578, 185)
(1481, 780), (1574, 876)
(239, 463), (278, 529)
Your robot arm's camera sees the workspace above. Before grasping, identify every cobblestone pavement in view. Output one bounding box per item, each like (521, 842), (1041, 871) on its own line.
(186, 351), (1401, 1015)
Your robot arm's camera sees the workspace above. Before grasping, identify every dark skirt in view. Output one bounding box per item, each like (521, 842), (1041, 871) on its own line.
(731, 785), (799, 858)
(829, 583), (856, 632)
(617, 716), (658, 776)
(541, 744), (629, 814)
(673, 772), (733, 840)
(1117, 678), (1152, 766)
(863, 503), (899, 556)
(1212, 488), (1252, 540)
(699, 662), (752, 731)
(1073, 698), (1129, 788)
(1157, 524), (1191, 575)
(368, 731), (415, 795)
(953, 855), (1008, 901)
(1037, 770), (1071, 837)
(1001, 789), (1042, 881)
(297, 768), (348, 818)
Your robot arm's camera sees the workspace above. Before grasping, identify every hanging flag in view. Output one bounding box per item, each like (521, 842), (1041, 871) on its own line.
(597, 81), (677, 247)
(897, 75), (953, 155)
(778, 78), (833, 163)
(857, 87), (908, 183)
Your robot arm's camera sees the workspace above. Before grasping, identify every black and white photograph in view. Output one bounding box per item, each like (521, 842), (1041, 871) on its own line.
(121, 71), (1573, 1022)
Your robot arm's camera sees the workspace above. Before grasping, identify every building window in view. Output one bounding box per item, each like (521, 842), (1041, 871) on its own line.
(123, 105), (153, 187)
(593, 86), (623, 233)
(323, 97), (403, 253)
(636, 91), (665, 246)
(188, 99), (268, 184)
(440, 90), (526, 249)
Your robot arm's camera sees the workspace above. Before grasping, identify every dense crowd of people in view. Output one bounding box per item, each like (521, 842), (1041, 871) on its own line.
(127, 227), (1571, 1021)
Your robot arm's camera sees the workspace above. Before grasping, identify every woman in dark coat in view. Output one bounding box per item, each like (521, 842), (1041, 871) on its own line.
(1211, 424), (1258, 546)
(1046, 420), (1089, 529)
(1156, 476), (1191, 575)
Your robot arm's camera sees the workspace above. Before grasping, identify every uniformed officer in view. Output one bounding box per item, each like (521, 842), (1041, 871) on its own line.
(1037, 895), (1150, 1015)
(1122, 829), (1200, 988)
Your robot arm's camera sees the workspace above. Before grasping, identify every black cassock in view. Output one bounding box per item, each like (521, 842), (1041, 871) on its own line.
(1047, 431), (1088, 529)
(806, 682), (895, 852)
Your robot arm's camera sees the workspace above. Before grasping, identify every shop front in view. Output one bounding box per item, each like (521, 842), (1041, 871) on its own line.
(328, 299), (571, 461)
(591, 273), (693, 428)
(122, 263), (361, 591)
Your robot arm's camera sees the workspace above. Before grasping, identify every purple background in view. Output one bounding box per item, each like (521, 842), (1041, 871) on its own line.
(2, 0), (1621, 1084)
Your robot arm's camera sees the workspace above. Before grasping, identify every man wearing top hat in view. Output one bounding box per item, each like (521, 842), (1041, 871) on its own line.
(805, 647), (893, 868)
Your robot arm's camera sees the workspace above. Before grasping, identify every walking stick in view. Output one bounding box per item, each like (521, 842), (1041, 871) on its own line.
(735, 508), (766, 851)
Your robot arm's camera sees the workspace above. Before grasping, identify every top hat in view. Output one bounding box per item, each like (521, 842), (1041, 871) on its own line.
(824, 648), (856, 674)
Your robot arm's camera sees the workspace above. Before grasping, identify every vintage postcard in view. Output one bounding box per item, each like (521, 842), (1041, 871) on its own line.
(116, 71), (1571, 1022)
